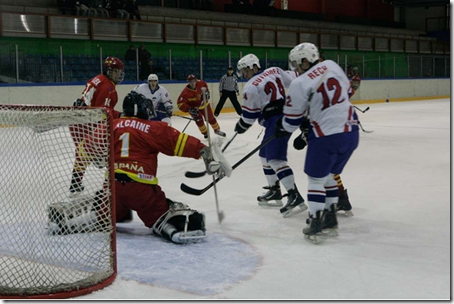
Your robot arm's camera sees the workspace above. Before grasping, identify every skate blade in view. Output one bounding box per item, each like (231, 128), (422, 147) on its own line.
(304, 234), (323, 244)
(321, 228), (339, 237)
(281, 203), (308, 218)
(258, 199), (283, 207)
(337, 210), (354, 217)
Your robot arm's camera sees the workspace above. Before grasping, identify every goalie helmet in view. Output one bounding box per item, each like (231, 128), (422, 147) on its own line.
(123, 91), (156, 120)
(288, 43), (320, 69)
(104, 56), (125, 84)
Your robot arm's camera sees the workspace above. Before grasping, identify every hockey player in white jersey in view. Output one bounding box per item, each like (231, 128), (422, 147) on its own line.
(234, 53), (307, 217)
(134, 74), (173, 125)
(276, 43), (359, 243)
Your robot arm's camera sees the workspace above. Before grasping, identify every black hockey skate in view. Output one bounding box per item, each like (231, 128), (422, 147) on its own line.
(279, 186), (307, 218)
(337, 189), (353, 217)
(303, 210), (323, 244)
(321, 204), (339, 237)
(214, 129), (226, 137)
(257, 182), (283, 207)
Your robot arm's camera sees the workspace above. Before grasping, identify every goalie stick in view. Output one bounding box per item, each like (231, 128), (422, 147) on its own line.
(180, 134), (276, 196)
(185, 132), (238, 178)
(201, 87), (225, 223)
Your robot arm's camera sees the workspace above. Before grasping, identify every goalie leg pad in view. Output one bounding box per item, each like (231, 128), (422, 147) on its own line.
(153, 199), (206, 244)
(47, 197), (107, 235)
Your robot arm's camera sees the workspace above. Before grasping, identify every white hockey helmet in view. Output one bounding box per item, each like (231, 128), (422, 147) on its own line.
(288, 43), (320, 69)
(237, 53), (261, 76)
(148, 74), (159, 82)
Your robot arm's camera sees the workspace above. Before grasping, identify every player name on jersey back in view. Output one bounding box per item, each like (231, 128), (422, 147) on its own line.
(115, 119), (150, 133)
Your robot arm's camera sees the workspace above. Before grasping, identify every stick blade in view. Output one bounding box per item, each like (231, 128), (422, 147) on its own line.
(185, 170), (207, 178)
(180, 183), (205, 196)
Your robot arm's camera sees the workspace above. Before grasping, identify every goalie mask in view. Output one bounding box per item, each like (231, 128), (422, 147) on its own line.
(123, 91), (156, 120)
(288, 43), (320, 71)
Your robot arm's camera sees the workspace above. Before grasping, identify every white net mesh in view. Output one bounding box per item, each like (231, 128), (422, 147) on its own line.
(0, 105), (115, 298)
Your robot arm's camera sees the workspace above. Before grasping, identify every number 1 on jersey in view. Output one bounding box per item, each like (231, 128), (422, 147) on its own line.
(119, 132), (130, 157)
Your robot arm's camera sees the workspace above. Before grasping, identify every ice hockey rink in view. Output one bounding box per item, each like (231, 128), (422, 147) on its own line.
(60, 98), (451, 300)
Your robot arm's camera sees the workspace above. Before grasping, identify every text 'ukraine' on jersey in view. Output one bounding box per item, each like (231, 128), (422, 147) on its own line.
(283, 60), (358, 137)
(112, 117), (205, 184)
(134, 84), (172, 110)
(241, 67), (298, 125)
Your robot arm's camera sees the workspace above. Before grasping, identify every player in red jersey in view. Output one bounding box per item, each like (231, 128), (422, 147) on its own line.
(177, 74), (226, 138)
(72, 91), (228, 243)
(69, 57), (125, 194)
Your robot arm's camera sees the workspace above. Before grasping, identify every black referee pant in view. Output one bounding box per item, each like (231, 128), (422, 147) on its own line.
(214, 89), (242, 116)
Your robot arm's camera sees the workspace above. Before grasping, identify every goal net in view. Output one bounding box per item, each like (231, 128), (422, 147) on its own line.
(0, 105), (116, 299)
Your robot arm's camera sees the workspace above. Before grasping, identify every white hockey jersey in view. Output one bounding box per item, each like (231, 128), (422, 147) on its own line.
(241, 67), (298, 125)
(282, 60), (358, 137)
(133, 84), (172, 110)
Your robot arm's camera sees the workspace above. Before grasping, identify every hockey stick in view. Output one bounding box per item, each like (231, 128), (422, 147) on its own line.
(182, 102), (205, 133)
(156, 110), (194, 121)
(358, 121), (373, 133)
(354, 105), (370, 113)
(185, 132), (238, 178)
(202, 87), (225, 223)
(222, 132), (238, 153)
(181, 134), (276, 196)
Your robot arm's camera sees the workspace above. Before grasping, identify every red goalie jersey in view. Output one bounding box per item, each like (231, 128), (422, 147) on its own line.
(112, 118), (205, 184)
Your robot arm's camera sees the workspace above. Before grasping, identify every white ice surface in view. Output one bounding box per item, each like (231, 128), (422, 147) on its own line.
(76, 99), (450, 300)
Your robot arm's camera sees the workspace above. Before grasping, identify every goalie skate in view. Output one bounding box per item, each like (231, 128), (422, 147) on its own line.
(172, 230), (206, 244)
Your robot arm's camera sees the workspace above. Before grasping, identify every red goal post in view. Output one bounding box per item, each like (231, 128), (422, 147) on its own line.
(0, 104), (117, 299)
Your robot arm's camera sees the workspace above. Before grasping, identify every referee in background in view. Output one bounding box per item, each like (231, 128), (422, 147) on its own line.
(214, 66), (242, 116)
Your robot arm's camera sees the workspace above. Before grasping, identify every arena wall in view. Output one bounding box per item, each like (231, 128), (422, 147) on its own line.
(0, 78), (449, 114)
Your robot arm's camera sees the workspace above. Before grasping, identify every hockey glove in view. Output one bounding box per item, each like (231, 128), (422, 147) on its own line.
(234, 118), (251, 134)
(204, 90), (210, 100)
(300, 116), (310, 130)
(293, 130), (308, 150)
(350, 75), (361, 90)
(73, 98), (87, 107)
(188, 107), (199, 117)
(200, 146), (221, 175)
(274, 117), (292, 138)
(165, 105), (173, 117)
